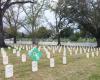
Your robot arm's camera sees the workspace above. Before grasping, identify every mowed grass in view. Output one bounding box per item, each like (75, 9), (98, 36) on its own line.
(0, 47), (100, 80)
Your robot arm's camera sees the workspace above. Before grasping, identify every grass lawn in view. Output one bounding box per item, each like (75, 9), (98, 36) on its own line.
(0, 46), (100, 80)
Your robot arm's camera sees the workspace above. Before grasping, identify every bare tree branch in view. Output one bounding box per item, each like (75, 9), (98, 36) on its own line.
(3, 0), (36, 14)
(8, 1), (36, 7)
(3, 0), (11, 7)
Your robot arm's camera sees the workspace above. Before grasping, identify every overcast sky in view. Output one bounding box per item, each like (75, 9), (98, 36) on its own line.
(18, 0), (58, 33)
(3, 0), (79, 33)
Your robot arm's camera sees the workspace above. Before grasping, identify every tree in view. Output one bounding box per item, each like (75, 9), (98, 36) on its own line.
(69, 32), (80, 41)
(58, 0), (100, 47)
(4, 5), (22, 43)
(36, 27), (50, 39)
(21, 0), (47, 44)
(3, 27), (14, 39)
(46, 0), (67, 45)
(0, 0), (35, 47)
(60, 27), (74, 38)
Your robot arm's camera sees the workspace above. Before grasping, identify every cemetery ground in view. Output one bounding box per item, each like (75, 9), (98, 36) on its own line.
(0, 46), (100, 80)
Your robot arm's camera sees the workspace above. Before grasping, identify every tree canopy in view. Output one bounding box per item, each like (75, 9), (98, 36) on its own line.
(57, 0), (100, 47)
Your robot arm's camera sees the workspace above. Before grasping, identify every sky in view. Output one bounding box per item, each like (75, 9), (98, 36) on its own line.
(4, 0), (79, 33)
(18, 0), (58, 33)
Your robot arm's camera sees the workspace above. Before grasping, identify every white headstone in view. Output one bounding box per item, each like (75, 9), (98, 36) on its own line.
(38, 46), (41, 51)
(32, 61), (38, 72)
(80, 48), (82, 54)
(53, 47), (55, 54)
(47, 52), (50, 59)
(19, 48), (21, 52)
(63, 46), (66, 55)
(63, 49), (66, 56)
(22, 46), (25, 49)
(26, 45), (28, 51)
(69, 50), (72, 55)
(86, 53), (89, 58)
(50, 58), (55, 67)
(88, 48), (90, 52)
(13, 49), (16, 54)
(8, 47), (11, 50)
(3, 56), (8, 65)
(16, 51), (20, 57)
(84, 49), (86, 53)
(75, 50), (77, 55)
(59, 46), (62, 53)
(1, 49), (7, 57)
(5, 65), (13, 78)
(31, 45), (33, 49)
(92, 52), (95, 58)
(55, 46), (58, 52)
(63, 56), (67, 64)
(96, 51), (99, 56)
(22, 54), (26, 62)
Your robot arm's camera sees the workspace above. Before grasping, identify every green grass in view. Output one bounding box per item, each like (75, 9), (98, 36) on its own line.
(0, 47), (100, 80)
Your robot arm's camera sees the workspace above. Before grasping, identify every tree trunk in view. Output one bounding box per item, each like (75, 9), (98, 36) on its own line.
(0, 33), (7, 47)
(96, 38), (100, 47)
(57, 33), (61, 46)
(13, 36), (16, 43)
(32, 37), (36, 44)
(32, 34), (37, 45)
(0, 13), (7, 47)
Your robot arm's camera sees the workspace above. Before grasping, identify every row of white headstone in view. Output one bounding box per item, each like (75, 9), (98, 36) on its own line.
(0, 48), (13, 78)
(0, 46), (59, 78)
(67, 46), (100, 58)
(0, 47), (27, 78)
(43, 46), (67, 66)
(11, 44), (33, 51)
(1, 45), (100, 78)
